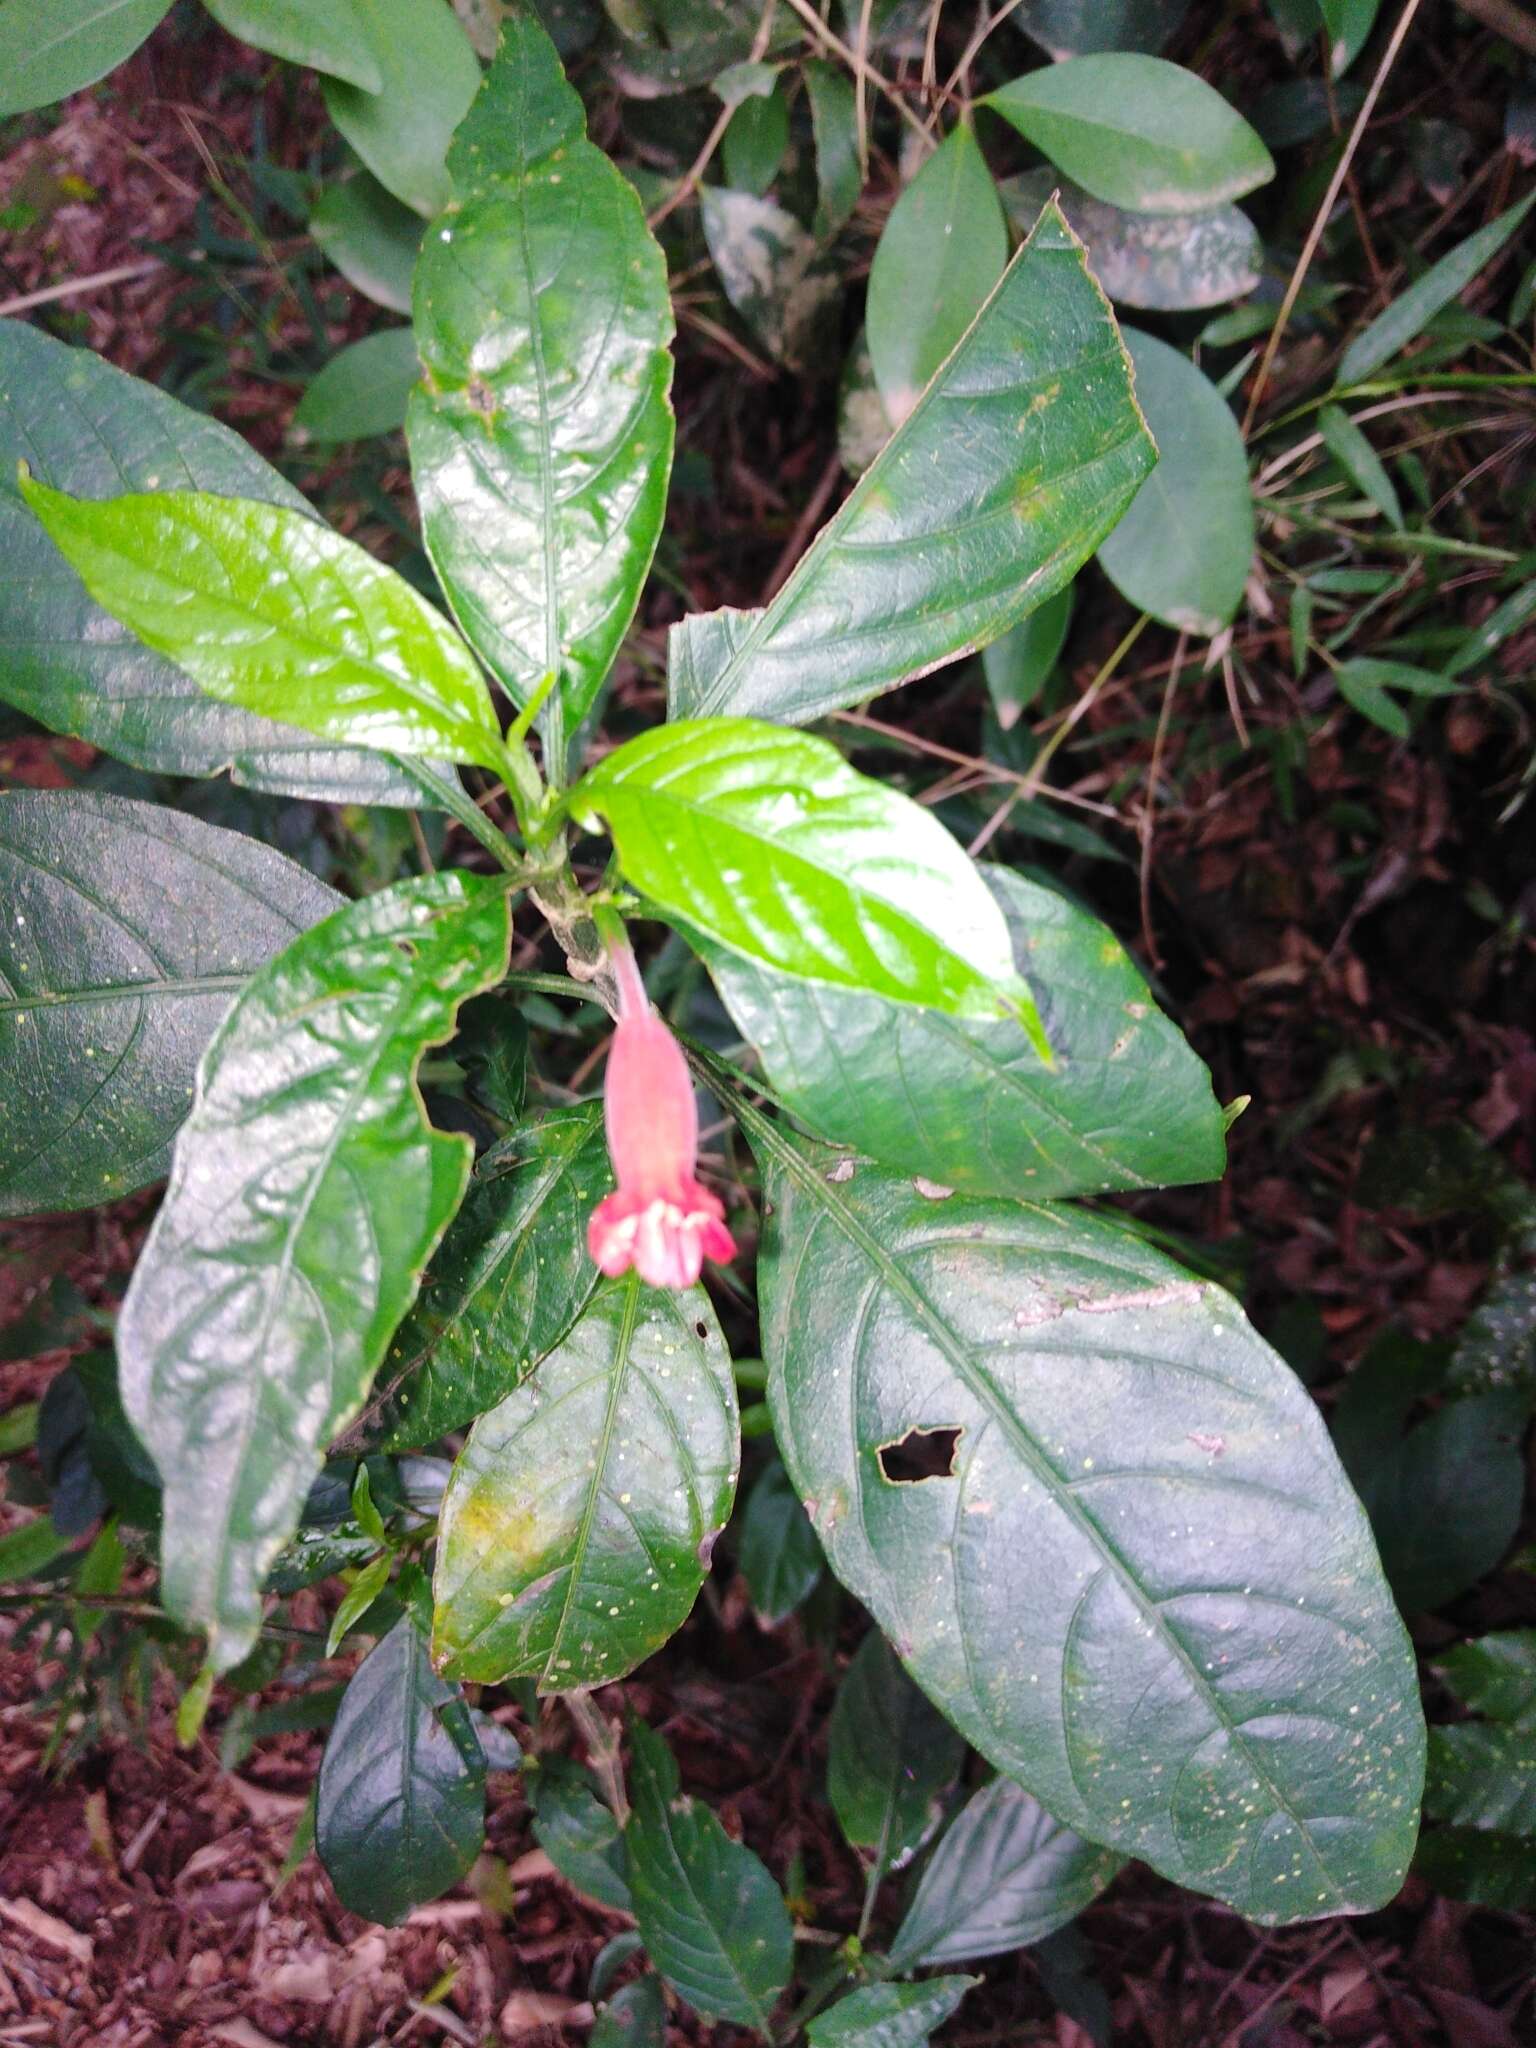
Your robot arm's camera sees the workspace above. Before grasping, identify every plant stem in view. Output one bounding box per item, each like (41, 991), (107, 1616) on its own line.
(387, 757), (525, 874)
(565, 1691), (630, 1825)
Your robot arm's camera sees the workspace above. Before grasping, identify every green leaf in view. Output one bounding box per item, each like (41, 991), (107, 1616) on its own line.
(293, 329), (420, 444)
(1414, 1825), (1536, 1909)
(737, 1458), (823, 1625)
(806, 1978), (979, 2048)
(827, 1630), (963, 1878)
(1318, 0), (1381, 74)
(570, 719), (1033, 1023)
(376, 1103), (611, 1451)
(325, 1549), (393, 1655)
(1318, 406), (1403, 530)
(528, 1756), (633, 1909)
(806, 61), (861, 237)
(700, 188), (839, 371)
(986, 57), (1274, 214)
(20, 475), (505, 772)
(591, 1977), (666, 2048)
(1426, 1721), (1536, 1835)
(0, 790), (340, 1219)
(750, 1122), (1426, 1922)
(1436, 1631), (1536, 1725)
(722, 76), (790, 195)
(201, 0), (383, 88)
(887, 1778), (1123, 1967)
(1097, 329), (1253, 637)
(1016, 0), (1190, 54)
(999, 169), (1262, 313)
(699, 865), (1226, 1201)
(982, 584), (1073, 728)
(1339, 191), (1536, 387)
(668, 201), (1155, 725)
(119, 873), (511, 1672)
(0, 1513), (68, 1585)
(432, 1275), (738, 1690)
(0, 320), (420, 803)
(867, 123), (1008, 423)
(1333, 657), (1460, 739)
(0, 0), (172, 115)
(625, 1717), (793, 2027)
(408, 14), (674, 768)
(316, 1615), (486, 1924)
(310, 174), (424, 314)
(321, 0), (481, 217)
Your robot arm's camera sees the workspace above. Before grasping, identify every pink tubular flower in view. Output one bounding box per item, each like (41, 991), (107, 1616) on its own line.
(587, 940), (736, 1290)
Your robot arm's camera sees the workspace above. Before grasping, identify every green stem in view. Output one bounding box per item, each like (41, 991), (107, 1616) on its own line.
(500, 968), (611, 1007)
(388, 756), (524, 874)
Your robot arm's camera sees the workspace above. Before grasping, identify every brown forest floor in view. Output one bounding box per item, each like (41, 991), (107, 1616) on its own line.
(2, 6), (1535, 2045)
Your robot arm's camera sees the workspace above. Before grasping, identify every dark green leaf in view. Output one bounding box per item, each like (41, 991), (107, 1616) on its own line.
(0, 0), (172, 114)
(987, 57), (1274, 214)
(1318, 406), (1403, 530)
(432, 1275), (738, 1689)
(201, 0), (383, 88)
(73, 1351), (162, 1529)
(1016, 0), (1190, 54)
(700, 188), (839, 371)
(321, 0), (481, 217)
(570, 719), (1034, 1023)
(867, 122), (1008, 422)
(21, 475), (505, 772)
(1414, 1825), (1536, 1908)
(0, 791), (340, 1218)
(625, 1717), (793, 2027)
(0, 321), (420, 802)
(806, 1977), (978, 2048)
(722, 76), (790, 195)
(1426, 1723), (1536, 1835)
(982, 583), (1073, 728)
(293, 329), (420, 444)
(408, 13), (674, 766)
(1436, 1632), (1536, 1724)
(310, 174), (424, 314)
(738, 1459), (822, 1625)
(751, 1122), (1425, 1922)
(452, 995), (529, 1121)
(700, 865), (1225, 1201)
(119, 873), (511, 1671)
(827, 1630), (963, 1878)
(376, 1104), (610, 1450)
(1097, 329), (1253, 636)
(806, 61), (861, 237)
(591, 1976), (666, 2048)
(668, 201), (1155, 725)
(1339, 191), (1536, 386)
(528, 1756), (633, 1909)
(1333, 658), (1460, 738)
(316, 1615), (486, 1924)
(887, 1778), (1121, 1967)
(1000, 170), (1262, 312)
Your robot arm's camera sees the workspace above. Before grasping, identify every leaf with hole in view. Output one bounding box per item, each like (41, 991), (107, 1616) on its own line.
(316, 1614), (486, 1924)
(432, 1275), (737, 1690)
(698, 865), (1225, 1200)
(408, 13), (674, 767)
(827, 1629), (963, 1880)
(669, 201), (1154, 725)
(294, 330), (420, 444)
(21, 474), (505, 772)
(119, 873), (511, 1671)
(0, 0), (172, 114)
(625, 1717), (793, 2027)
(201, 0), (383, 88)
(806, 1978), (979, 2048)
(0, 321), (421, 803)
(750, 1119), (1425, 1922)
(1000, 170), (1262, 313)
(321, 0), (481, 217)
(0, 790), (340, 1219)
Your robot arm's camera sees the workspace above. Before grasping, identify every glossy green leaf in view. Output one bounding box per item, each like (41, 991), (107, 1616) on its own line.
(310, 174), (424, 314)
(326, 1548), (393, 1655)
(21, 474), (505, 772)
(119, 873), (511, 1671)
(668, 201), (1155, 726)
(1339, 191), (1536, 386)
(571, 719), (1033, 1023)
(0, 790), (339, 1219)
(316, 1615), (486, 1924)
(432, 1275), (738, 1690)
(982, 585), (1073, 728)
(1414, 1825), (1536, 1909)
(408, 14), (674, 767)
(0, 0), (171, 114)
(806, 1978), (978, 2048)
(321, 0), (481, 218)
(528, 1756), (633, 1909)
(0, 320), (419, 803)
(1318, 406), (1403, 529)
(293, 329), (420, 444)
(625, 1717), (793, 2027)
(738, 1458), (822, 1625)
(987, 57), (1274, 214)
(867, 123), (1008, 423)
(751, 1122), (1425, 1922)
(722, 76), (790, 195)
(591, 1976), (666, 2048)
(1000, 170), (1262, 313)
(201, 0), (383, 88)
(1333, 657), (1460, 739)
(1016, 0), (1189, 54)
(827, 1630), (963, 1878)
(701, 865), (1225, 1200)
(376, 1103), (611, 1451)
(1097, 329), (1253, 637)
(887, 1778), (1122, 1967)
(700, 187), (840, 371)
(806, 61), (861, 238)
